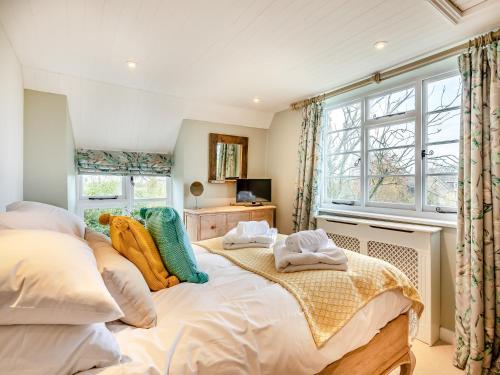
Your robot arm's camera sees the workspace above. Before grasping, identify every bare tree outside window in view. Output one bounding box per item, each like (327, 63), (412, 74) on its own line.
(323, 73), (461, 211)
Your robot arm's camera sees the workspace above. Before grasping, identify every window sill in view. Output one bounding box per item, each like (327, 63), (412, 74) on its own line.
(318, 208), (457, 229)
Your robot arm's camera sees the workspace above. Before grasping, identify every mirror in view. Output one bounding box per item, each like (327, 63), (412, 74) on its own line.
(209, 133), (248, 182)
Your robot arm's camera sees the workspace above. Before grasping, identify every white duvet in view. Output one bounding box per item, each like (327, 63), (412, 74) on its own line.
(82, 245), (412, 375)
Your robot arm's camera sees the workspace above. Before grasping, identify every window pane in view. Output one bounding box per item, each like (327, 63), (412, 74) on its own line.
(368, 147), (415, 175)
(326, 177), (360, 201)
(426, 109), (460, 144)
(326, 129), (361, 154)
(426, 143), (459, 174)
(133, 176), (167, 199)
(131, 200), (167, 218)
(368, 87), (415, 119)
(82, 175), (122, 197)
(368, 122), (415, 149)
(326, 153), (361, 176)
(326, 103), (361, 132)
(426, 175), (458, 207)
(426, 75), (461, 112)
(368, 176), (415, 204)
(84, 207), (124, 235)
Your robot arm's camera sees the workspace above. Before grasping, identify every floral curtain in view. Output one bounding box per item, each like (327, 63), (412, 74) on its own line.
(76, 149), (173, 176)
(454, 40), (500, 374)
(292, 100), (324, 231)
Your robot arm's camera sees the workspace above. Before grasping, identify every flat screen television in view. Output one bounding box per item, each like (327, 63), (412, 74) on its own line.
(236, 179), (271, 204)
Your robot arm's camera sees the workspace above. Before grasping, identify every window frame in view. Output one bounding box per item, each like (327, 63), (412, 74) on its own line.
(320, 67), (459, 223)
(421, 71), (461, 213)
(76, 175), (172, 218)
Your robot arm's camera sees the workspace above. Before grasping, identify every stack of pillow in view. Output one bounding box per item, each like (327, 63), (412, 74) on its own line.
(0, 202), (123, 374)
(0, 202), (209, 375)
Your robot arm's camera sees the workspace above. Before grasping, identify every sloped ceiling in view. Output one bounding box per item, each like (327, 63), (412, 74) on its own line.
(0, 0), (499, 153)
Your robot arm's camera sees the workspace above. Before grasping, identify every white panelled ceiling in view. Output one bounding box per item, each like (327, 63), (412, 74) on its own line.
(0, 0), (499, 152)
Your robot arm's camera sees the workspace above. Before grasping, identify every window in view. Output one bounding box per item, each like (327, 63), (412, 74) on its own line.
(324, 102), (361, 203)
(77, 175), (171, 234)
(321, 71), (461, 219)
(423, 74), (461, 210)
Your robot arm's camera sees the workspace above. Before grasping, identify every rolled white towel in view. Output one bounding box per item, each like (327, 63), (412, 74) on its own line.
(236, 221), (270, 236)
(285, 228), (330, 253)
(223, 227), (278, 249)
(273, 240), (348, 273)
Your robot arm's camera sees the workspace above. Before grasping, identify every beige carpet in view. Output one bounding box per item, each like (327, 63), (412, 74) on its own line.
(390, 340), (462, 374)
(412, 340), (462, 375)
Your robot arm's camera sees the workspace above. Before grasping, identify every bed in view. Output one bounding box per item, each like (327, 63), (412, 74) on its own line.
(81, 244), (418, 375)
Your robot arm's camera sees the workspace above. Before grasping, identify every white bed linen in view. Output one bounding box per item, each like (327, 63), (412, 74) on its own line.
(82, 245), (412, 375)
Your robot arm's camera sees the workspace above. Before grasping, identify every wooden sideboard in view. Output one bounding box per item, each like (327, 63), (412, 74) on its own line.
(184, 205), (276, 241)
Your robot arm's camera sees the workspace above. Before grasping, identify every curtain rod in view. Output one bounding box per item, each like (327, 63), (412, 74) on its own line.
(290, 29), (500, 110)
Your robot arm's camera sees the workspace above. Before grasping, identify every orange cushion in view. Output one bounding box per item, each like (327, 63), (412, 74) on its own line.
(99, 214), (179, 291)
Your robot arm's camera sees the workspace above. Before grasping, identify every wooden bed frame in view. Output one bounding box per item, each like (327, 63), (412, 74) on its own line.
(318, 314), (415, 375)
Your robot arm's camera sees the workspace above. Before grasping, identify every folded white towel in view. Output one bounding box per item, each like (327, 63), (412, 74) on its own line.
(223, 224), (277, 250)
(236, 221), (270, 236)
(273, 240), (348, 273)
(285, 228), (331, 253)
(223, 242), (273, 250)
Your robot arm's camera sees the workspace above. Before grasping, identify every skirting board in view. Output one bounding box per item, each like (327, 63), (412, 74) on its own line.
(439, 327), (455, 345)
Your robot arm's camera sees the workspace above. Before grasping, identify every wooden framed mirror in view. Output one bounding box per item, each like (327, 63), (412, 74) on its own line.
(209, 133), (248, 183)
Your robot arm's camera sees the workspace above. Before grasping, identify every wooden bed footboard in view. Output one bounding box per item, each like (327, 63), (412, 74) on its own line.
(317, 314), (415, 375)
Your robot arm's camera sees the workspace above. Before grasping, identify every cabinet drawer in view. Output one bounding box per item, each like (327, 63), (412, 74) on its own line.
(251, 209), (274, 227)
(226, 212), (251, 231)
(200, 214), (226, 240)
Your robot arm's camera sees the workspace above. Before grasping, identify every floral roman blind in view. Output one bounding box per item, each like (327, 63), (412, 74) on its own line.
(76, 149), (173, 176)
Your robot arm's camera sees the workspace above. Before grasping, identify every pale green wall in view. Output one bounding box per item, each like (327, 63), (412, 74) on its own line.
(0, 24), (23, 211)
(23, 89), (76, 210)
(172, 119), (269, 213)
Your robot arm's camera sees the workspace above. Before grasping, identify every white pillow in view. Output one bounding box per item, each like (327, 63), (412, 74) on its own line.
(0, 323), (120, 375)
(0, 229), (123, 325)
(86, 229), (157, 328)
(5, 201), (85, 238)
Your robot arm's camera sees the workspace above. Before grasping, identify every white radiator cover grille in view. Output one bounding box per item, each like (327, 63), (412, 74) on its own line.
(367, 241), (419, 288)
(317, 215), (441, 345)
(327, 233), (360, 252)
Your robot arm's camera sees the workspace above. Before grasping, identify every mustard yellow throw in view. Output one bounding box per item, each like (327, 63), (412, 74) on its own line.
(195, 235), (423, 347)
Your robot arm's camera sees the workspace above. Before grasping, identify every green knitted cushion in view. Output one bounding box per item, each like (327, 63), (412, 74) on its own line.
(140, 207), (208, 284)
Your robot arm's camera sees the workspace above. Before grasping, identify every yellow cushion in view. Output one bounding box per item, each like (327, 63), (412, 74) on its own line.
(99, 214), (179, 291)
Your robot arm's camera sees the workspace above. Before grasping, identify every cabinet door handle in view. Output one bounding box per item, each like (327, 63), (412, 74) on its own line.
(210, 225), (216, 230)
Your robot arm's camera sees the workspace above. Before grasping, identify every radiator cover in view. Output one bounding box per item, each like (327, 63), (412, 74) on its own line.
(317, 215), (441, 345)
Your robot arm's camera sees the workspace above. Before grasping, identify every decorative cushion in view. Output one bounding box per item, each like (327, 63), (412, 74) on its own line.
(0, 323), (120, 375)
(2, 201), (85, 238)
(140, 207), (208, 283)
(86, 229), (157, 328)
(98, 213), (179, 291)
(0, 229), (123, 325)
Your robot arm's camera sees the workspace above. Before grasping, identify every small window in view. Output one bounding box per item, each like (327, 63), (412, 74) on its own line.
(367, 87), (415, 119)
(423, 74), (461, 210)
(77, 175), (171, 233)
(133, 176), (167, 200)
(367, 121), (416, 205)
(323, 102), (362, 203)
(80, 175), (123, 199)
(131, 176), (169, 217)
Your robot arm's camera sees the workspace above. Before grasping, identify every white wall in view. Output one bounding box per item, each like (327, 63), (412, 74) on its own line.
(0, 24), (23, 211)
(172, 119), (268, 213)
(23, 89), (75, 210)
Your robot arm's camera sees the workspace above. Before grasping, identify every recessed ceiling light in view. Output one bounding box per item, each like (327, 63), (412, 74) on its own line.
(374, 41), (388, 50)
(253, 97), (261, 103)
(127, 61), (137, 69)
